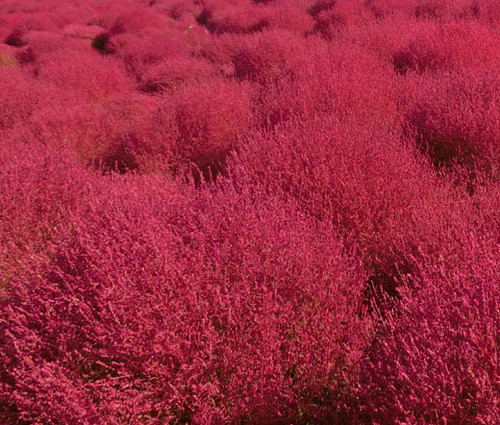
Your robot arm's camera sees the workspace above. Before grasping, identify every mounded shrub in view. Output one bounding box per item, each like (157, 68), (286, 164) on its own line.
(138, 56), (217, 93)
(0, 140), (93, 300)
(61, 23), (105, 42)
(199, 32), (247, 75)
(312, 0), (372, 40)
(27, 93), (161, 173)
(256, 41), (397, 131)
(16, 30), (90, 64)
(109, 30), (190, 76)
(107, 7), (170, 36)
(34, 49), (132, 100)
(168, 78), (254, 171)
(262, 3), (315, 34)
(0, 67), (46, 131)
(413, 0), (479, 20)
(406, 67), (500, 177)
(358, 240), (499, 425)
(4, 13), (57, 46)
(231, 116), (470, 295)
(0, 174), (372, 424)
(393, 21), (500, 73)
(233, 28), (320, 85)
(205, 4), (271, 34)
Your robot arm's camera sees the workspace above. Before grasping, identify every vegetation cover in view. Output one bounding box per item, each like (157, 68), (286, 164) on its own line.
(0, 0), (498, 424)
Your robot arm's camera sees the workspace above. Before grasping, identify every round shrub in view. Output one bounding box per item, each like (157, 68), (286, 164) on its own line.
(257, 41), (397, 131)
(110, 30), (190, 76)
(27, 94), (161, 174)
(233, 28), (316, 85)
(312, 0), (372, 40)
(199, 32), (247, 75)
(406, 67), (500, 177)
(61, 24), (105, 42)
(359, 243), (499, 425)
(0, 140), (93, 301)
(108, 7), (169, 36)
(167, 78), (253, 171)
(393, 21), (500, 74)
(230, 116), (469, 295)
(0, 175), (373, 424)
(413, 0), (479, 20)
(205, 4), (271, 34)
(4, 13), (57, 46)
(262, 3), (315, 33)
(138, 56), (217, 93)
(34, 50), (132, 100)
(16, 30), (90, 64)
(0, 67), (45, 130)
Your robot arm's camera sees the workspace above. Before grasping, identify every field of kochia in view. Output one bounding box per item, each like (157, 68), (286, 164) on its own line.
(0, 0), (498, 424)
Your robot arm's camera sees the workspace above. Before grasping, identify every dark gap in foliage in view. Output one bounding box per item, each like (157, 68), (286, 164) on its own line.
(308, 1), (337, 17)
(91, 32), (110, 52)
(96, 147), (140, 175)
(196, 7), (211, 26)
(4, 32), (24, 47)
(393, 50), (413, 74)
(188, 158), (229, 187)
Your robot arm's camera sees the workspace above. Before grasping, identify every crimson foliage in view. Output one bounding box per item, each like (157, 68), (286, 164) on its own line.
(1, 168), (371, 424)
(1, 1), (498, 424)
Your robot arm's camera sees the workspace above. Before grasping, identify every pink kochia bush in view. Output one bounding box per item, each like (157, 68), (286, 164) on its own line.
(152, 78), (254, 173)
(0, 66), (51, 131)
(1, 171), (372, 424)
(312, 0), (372, 40)
(4, 13), (58, 46)
(33, 50), (132, 100)
(393, 21), (500, 74)
(231, 116), (471, 295)
(359, 240), (500, 425)
(107, 30), (191, 76)
(26, 93), (160, 172)
(233, 29), (317, 85)
(0, 141), (95, 299)
(138, 56), (216, 93)
(256, 41), (398, 131)
(406, 67), (500, 176)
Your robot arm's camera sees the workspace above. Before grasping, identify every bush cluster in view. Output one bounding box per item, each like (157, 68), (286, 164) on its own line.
(1, 1), (498, 424)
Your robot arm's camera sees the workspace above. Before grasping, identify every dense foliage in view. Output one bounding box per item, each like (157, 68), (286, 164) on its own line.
(1, 0), (498, 424)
